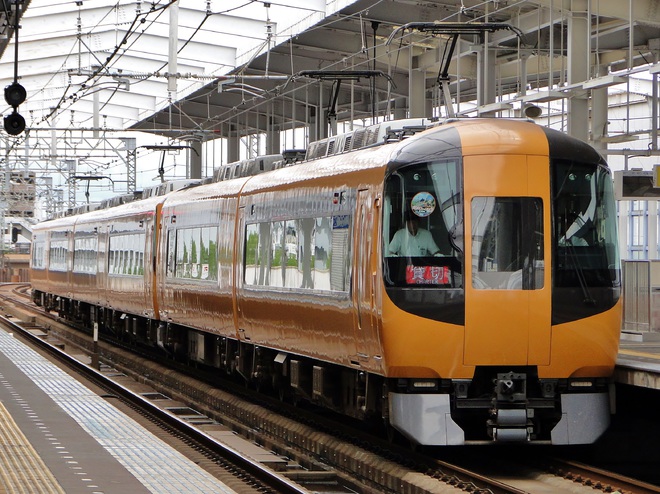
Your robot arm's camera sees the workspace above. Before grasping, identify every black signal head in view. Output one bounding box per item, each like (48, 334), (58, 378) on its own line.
(4, 110), (25, 135)
(4, 82), (26, 108)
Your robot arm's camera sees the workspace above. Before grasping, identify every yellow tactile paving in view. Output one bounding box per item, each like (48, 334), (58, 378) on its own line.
(620, 348), (660, 360)
(0, 401), (65, 494)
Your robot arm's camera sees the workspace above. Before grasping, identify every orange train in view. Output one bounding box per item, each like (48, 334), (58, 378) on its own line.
(30, 118), (622, 445)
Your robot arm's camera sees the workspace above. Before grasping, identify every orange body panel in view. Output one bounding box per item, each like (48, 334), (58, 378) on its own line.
(463, 154), (552, 366)
(380, 294), (472, 378)
(543, 302), (622, 378)
(235, 150), (392, 373)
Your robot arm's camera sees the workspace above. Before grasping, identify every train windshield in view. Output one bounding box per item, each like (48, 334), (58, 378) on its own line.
(471, 197), (544, 290)
(383, 160), (463, 288)
(552, 160), (620, 319)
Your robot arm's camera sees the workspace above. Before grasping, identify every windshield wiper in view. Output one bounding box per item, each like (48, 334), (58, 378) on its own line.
(565, 243), (596, 306)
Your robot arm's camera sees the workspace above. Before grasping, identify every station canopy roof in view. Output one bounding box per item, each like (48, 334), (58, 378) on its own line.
(0, 0), (659, 142)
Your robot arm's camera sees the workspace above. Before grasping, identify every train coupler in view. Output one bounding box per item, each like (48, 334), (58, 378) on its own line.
(488, 371), (533, 442)
(488, 408), (534, 442)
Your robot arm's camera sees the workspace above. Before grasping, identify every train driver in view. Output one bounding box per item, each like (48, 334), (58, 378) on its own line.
(389, 212), (441, 257)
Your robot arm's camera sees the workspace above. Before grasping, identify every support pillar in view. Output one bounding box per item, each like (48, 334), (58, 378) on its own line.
(393, 97), (407, 120)
(409, 69), (426, 118)
(228, 127), (240, 163)
(319, 109), (329, 140)
(308, 107), (318, 143)
(168, 1), (179, 94)
(189, 139), (202, 180)
(409, 49), (426, 118)
(123, 138), (136, 193)
(567, 0), (590, 142)
(649, 201), (658, 260)
(266, 116), (280, 154)
(590, 66), (609, 154)
(475, 44), (497, 116)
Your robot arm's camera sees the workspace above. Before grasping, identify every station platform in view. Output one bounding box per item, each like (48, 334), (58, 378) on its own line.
(0, 329), (236, 494)
(616, 332), (660, 390)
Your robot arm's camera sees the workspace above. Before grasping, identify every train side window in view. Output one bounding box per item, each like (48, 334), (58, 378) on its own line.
(330, 214), (351, 291)
(171, 227), (217, 281)
(312, 217), (332, 290)
(175, 228), (191, 278)
(270, 221), (285, 287)
(49, 238), (68, 272)
(31, 239), (45, 269)
(73, 236), (98, 274)
(284, 221), (299, 288)
(108, 233), (145, 276)
(244, 223), (261, 285)
(244, 217), (349, 293)
(297, 218), (315, 289)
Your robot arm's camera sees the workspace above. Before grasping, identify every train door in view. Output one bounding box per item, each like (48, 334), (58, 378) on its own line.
(463, 155), (552, 366)
(352, 188), (382, 369)
(145, 202), (163, 320)
(234, 205), (245, 339)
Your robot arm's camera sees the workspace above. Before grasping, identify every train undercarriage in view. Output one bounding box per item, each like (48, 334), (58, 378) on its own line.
(33, 290), (613, 446)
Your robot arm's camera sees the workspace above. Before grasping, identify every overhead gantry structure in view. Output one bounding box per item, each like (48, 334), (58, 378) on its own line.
(0, 1), (659, 210)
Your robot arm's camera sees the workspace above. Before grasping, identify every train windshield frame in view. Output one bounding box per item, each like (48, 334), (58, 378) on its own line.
(382, 159), (465, 324)
(552, 159), (621, 322)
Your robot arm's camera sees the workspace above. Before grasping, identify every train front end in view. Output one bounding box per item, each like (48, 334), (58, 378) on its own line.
(381, 120), (621, 445)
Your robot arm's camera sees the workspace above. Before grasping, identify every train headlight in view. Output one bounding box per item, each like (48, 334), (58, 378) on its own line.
(569, 379), (594, 388)
(411, 380), (437, 390)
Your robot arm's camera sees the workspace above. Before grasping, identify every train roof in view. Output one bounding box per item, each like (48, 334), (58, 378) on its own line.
(34, 118), (609, 231)
(34, 192), (169, 231)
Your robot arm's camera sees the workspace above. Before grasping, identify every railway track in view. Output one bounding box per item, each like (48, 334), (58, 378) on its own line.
(2, 283), (658, 494)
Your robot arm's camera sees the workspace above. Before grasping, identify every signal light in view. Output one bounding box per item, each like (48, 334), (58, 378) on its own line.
(4, 111), (25, 135)
(5, 82), (26, 107)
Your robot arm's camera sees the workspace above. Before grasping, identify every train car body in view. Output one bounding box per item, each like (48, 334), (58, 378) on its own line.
(157, 179), (247, 347)
(32, 195), (166, 328)
(31, 118), (622, 445)
(31, 215), (74, 306)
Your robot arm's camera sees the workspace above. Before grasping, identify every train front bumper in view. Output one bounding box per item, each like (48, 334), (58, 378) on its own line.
(388, 391), (611, 446)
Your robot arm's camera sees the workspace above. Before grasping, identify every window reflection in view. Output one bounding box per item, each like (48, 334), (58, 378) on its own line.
(108, 233), (146, 276)
(244, 215), (350, 292)
(73, 236), (98, 274)
(167, 227), (218, 280)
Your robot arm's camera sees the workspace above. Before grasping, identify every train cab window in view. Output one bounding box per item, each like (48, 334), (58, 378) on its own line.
(552, 161), (620, 289)
(383, 160), (463, 288)
(471, 197), (544, 290)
